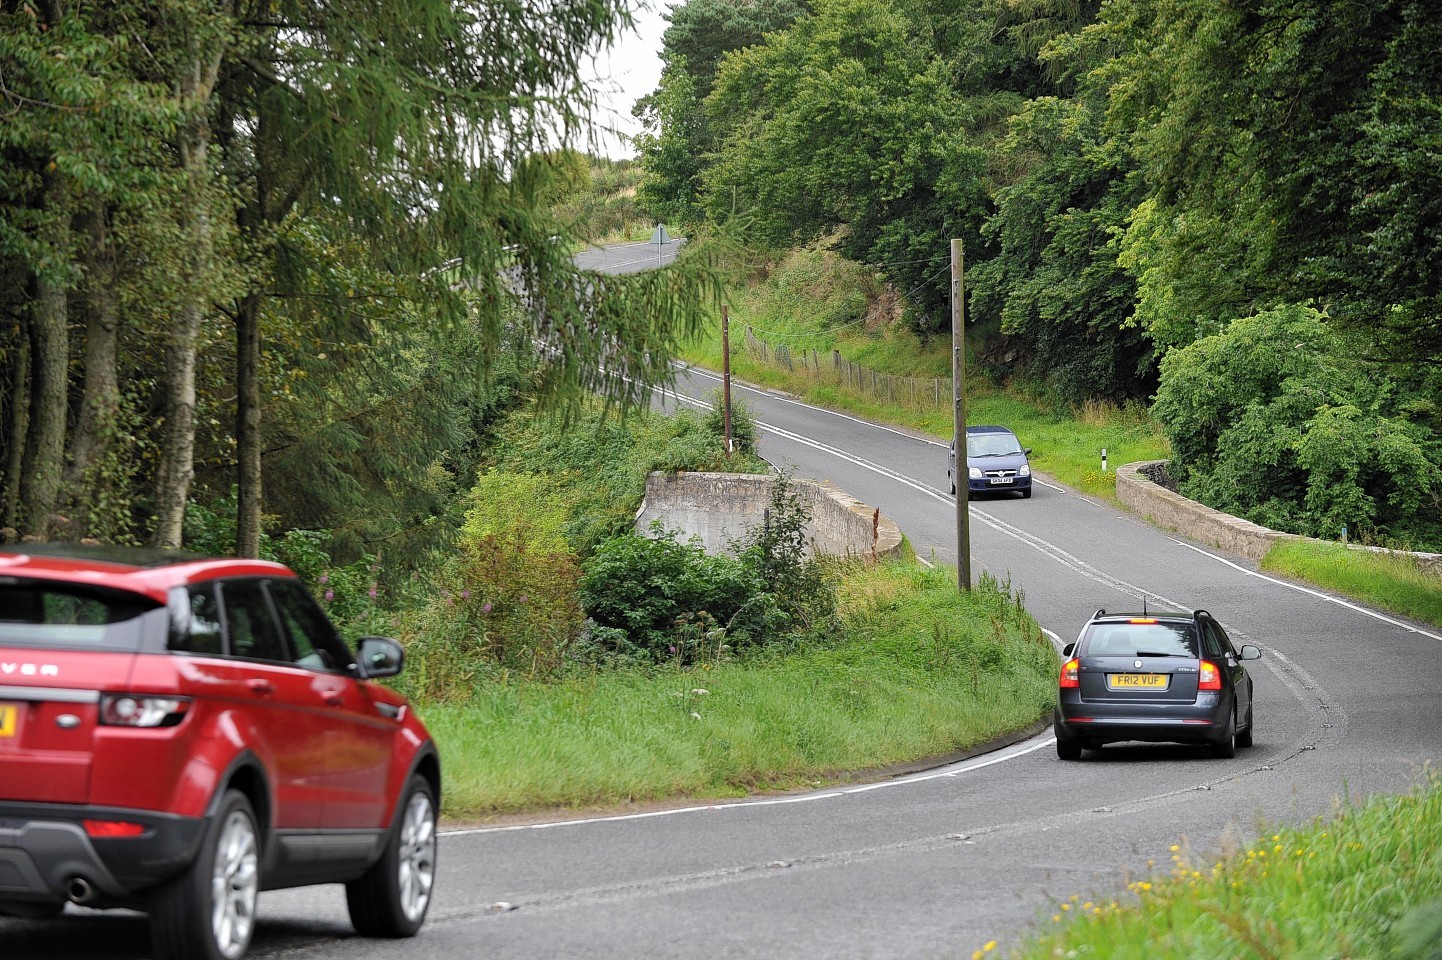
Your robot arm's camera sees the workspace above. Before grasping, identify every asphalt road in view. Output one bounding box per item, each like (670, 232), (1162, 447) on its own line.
(9, 274), (1441, 960)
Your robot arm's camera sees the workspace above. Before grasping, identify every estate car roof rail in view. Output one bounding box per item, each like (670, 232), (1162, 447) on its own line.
(1092, 607), (1107, 620)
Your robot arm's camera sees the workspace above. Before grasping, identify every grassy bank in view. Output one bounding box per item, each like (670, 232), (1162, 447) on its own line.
(425, 562), (1057, 819)
(1262, 539), (1442, 630)
(990, 777), (1442, 960)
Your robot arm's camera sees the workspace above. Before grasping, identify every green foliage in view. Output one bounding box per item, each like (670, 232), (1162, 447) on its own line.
(483, 403), (768, 557)
(392, 401), (771, 692)
(1152, 305), (1442, 547)
(972, 93), (1150, 400)
(731, 474), (838, 634)
(701, 0), (986, 334)
(461, 473), (572, 556)
(578, 528), (759, 663)
(579, 474), (840, 664)
(396, 465), (591, 699)
(702, 389), (759, 457)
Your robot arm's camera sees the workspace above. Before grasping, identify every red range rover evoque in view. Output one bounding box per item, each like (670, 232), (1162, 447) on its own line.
(0, 543), (440, 960)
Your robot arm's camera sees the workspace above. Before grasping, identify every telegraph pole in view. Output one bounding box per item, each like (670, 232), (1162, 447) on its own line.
(952, 239), (971, 591)
(722, 305), (734, 458)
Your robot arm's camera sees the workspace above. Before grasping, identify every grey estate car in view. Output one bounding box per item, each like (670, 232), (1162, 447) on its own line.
(1054, 608), (1261, 760)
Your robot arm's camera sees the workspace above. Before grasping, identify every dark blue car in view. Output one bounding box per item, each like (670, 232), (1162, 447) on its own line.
(948, 425), (1032, 499)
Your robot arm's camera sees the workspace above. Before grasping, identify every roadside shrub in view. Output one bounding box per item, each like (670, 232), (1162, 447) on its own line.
(579, 473), (840, 664)
(703, 390), (759, 457)
(399, 472), (585, 699)
(579, 527), (757, 663)
(1152, 304), (1442, 548)
(730, 474), (838, 637)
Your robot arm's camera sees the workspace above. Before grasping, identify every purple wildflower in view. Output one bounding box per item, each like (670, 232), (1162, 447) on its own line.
(324, 589), (334, 602)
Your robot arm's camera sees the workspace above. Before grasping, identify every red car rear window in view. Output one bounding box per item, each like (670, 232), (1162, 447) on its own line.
(0, 580), (159, 646)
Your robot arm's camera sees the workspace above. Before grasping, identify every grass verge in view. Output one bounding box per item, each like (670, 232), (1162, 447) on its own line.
(1261, 539), (1442, 630)
(427, 561), (1057, 820)
(992, 776), (1442, 960)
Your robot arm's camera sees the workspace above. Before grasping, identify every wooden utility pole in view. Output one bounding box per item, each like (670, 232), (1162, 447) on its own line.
(722, 305), (734, 458)
(952, 239), (971, 591)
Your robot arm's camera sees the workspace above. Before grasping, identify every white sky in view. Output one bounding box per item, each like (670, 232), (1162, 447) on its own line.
(588, 2), (673, 159)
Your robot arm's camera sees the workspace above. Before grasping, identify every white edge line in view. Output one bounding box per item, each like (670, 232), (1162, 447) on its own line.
(1169, 538), (1442, 642)
(440, 740), (1055, 837)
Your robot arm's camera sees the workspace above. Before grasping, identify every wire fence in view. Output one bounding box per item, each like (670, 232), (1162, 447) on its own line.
(742, 327), (951, 411)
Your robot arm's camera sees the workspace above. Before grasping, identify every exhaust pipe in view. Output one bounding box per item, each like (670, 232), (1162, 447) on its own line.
(66, 877), (96, 905)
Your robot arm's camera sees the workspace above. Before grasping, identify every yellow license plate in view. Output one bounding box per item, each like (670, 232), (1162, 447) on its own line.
(1109, 674), (1167, 689)
(0, 703), (16, 738)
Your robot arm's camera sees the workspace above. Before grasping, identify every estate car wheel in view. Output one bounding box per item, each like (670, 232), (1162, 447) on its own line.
(346, 774), (437, 938)
(151, 790), (260, 960)
(1055, 722), (1082, 761)
(1210, 708), (1237, 759)
(1235, 706), (1254, 749)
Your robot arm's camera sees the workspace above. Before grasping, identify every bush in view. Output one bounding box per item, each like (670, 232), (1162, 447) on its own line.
(579, 474), (840, 664)
(397, 471), (586, 700)
(1152, 304), (1442, 548)
(579, 527), (757, 662)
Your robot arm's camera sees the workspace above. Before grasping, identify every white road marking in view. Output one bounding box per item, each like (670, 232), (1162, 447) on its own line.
(1168, 539), (1442, 642)
(441, 739), (1056, 837)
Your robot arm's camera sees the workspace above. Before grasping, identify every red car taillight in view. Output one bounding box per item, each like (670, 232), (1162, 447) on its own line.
(1060, 658), (1080, 689)
(84, 819), (148, 838)
(99, 695), (192, 728)
(1198, 660), (1222, 691)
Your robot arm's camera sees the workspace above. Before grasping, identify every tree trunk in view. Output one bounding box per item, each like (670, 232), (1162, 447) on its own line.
(59, 204), (122, 539)
(2, 322), (32, 535)
(235, 292), (263, 557)
(19, 169), (72, 541)
(151, 46), (224, 549)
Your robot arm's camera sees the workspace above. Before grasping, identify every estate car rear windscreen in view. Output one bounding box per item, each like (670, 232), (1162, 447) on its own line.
(1081, 622), (1200, 658)
(0, 579), (161, 650)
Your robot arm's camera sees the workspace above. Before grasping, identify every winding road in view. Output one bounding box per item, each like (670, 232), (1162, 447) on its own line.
(8, 256), (1441, 960)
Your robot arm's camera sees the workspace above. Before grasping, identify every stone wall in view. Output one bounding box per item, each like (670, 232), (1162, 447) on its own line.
(635, 472), (904, 561)
(1116, 460), (1442, 573)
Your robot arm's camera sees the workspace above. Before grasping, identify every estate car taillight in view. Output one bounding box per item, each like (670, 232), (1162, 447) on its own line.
(99, 695), (192, 728)
(1198, 661), (1222, 691)
(1060, 658), (1080, 689)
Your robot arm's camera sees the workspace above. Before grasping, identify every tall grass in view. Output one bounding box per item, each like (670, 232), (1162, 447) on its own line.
(426, 562), (1057, 819)
(992, 777), (1442, 960)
